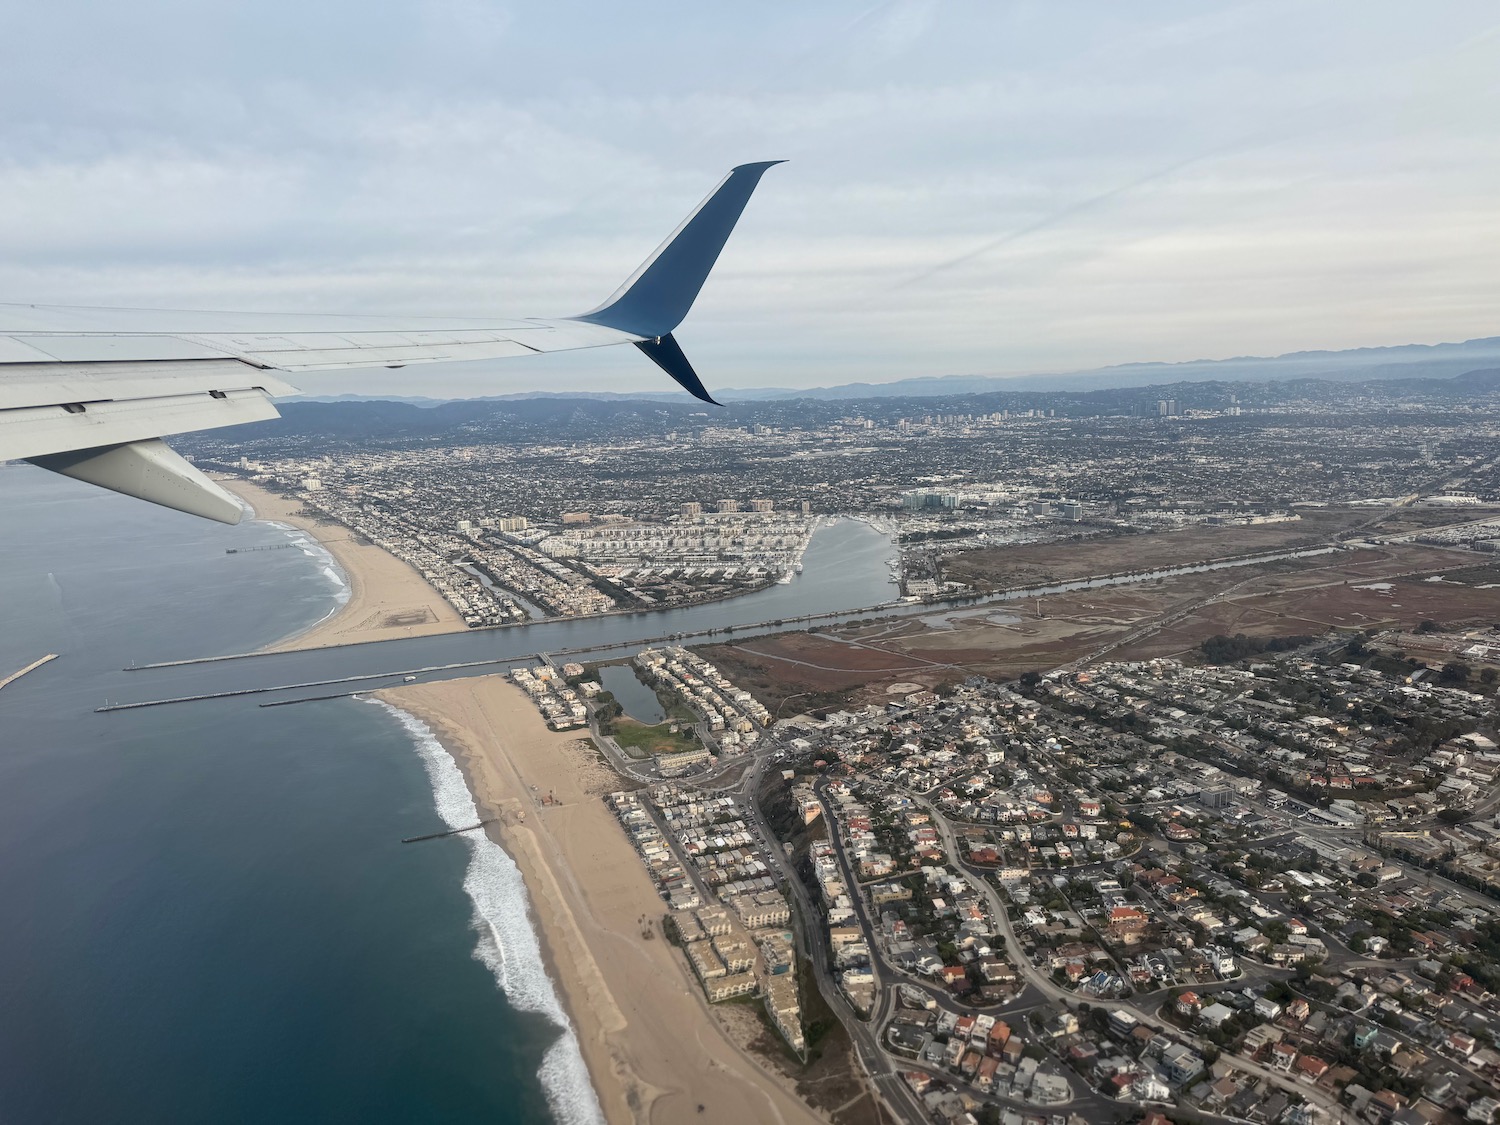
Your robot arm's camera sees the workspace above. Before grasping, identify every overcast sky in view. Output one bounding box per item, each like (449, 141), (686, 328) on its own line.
(2, 1), (1498, 397)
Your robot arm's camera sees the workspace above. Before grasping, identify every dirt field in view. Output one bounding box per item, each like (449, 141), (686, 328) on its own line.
(1111, 549), (1500, 663)
(704, 541), (1500, 710)
(699, 635), (942, 715)
(942, 507), (1500, 593)
(1369, 506), (1500, 537)
(714, 1003), (887, 1125)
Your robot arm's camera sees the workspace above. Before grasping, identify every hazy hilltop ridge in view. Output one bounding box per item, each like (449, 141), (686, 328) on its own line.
(232, 363), (1500, 450)
(710, 335), (1500, 399)
(292, 335), (1500, 409)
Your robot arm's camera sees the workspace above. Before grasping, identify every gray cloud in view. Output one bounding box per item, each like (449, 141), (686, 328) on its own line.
(0, 1), (1497, 398)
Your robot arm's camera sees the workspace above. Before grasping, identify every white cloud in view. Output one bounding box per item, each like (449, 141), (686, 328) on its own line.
(0, 0), (1497, 396)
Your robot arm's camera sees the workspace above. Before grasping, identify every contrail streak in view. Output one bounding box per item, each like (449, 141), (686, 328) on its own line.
(893, 136), (1258, 291)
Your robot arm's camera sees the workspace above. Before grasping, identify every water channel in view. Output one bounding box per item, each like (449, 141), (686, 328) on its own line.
(105, 518), (902, 707)
(107, 523), (1343, 713)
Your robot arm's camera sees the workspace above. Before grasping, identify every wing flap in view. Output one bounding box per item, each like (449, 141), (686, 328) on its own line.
(29, 438), (244, 524)
(191, 319), (639, 369)
(202, 333), (543, 370)
(0, 388), (279, 462)
(5, 334), (237, 363)
(0, 359), (297, 411)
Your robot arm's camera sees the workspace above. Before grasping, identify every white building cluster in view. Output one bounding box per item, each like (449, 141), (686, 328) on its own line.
(540, 512), (813, 585)
(298, 493), (525, 626)
(808, 838), (873, 1013)
(470, 536), (616, 617)
(759, 930), (805, 1054)
(607, 791), (700, 911)
(652, 785), (776, 899)
(509, 665), (589, 730)
(634, 647), (771, 749)
(606, 790), (803, 1051)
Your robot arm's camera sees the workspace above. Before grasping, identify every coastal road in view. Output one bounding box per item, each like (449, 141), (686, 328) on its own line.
(730, 761), (931, 1125)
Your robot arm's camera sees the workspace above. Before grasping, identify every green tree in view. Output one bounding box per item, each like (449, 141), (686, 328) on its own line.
(1440, 662), (1471, 685)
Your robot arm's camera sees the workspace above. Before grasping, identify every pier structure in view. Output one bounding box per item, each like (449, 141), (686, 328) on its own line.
(0, 654), (58, 693)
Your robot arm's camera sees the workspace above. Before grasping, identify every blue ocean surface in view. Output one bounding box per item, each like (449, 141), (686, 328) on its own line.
(0, 464), (901, 1125)
(0, 465), (578, 1124)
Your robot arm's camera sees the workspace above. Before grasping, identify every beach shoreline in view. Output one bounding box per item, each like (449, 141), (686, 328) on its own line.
(220, 478), (469, 651)
(377, 675), (826, 1125)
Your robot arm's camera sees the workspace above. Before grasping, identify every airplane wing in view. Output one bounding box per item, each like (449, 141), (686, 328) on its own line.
(0, 160), (783, 523)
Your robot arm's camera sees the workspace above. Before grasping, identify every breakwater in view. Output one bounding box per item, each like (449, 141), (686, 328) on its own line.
(103, 540), (1348, 714)
(0, 653), (58, 692)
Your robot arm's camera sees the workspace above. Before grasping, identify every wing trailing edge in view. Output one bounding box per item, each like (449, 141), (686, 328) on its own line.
(0, 161), (784, 520)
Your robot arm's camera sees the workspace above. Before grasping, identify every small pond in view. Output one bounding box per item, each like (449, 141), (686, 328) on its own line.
(597, 663), (666, 724)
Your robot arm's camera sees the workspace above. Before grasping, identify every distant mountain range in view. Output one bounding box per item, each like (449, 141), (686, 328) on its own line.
(292, 335), (1500, 406)
(719, 335), (1500, 399)
(194, 360), (1500, 453)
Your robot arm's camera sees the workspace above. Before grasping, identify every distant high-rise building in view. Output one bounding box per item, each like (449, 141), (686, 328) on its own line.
(748, 499), (774, 512)
(1157, 400), (1169, 417)
(902, 490), (955, 511)
(717, 499), (740, 513)
(680, 502), (702, 517)
(799, 500), (811, 514)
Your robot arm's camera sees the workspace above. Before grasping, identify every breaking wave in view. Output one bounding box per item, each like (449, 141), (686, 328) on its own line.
(372, 701), (606, 1125)
(268, 523), (351, 606)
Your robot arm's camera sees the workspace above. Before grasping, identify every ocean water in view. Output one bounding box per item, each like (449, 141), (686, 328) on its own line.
(377, 705), (602, 1125)
(0, 465), (572, 1124)
(0, 464), (901, 1125)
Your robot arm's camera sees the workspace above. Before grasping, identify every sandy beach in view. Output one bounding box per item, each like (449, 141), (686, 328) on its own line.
(222, 479), (469, 651)
(378, 675), (826, 1125)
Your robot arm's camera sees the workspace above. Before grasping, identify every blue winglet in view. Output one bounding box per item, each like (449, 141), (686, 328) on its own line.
(634, 333), (720, 405)
(574, 161), (784, 340)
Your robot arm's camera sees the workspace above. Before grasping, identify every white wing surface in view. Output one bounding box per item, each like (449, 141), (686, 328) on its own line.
(0, 161), (783, 523)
